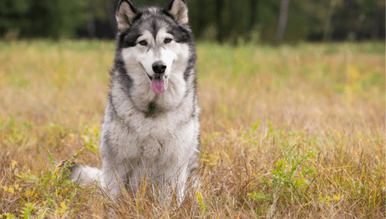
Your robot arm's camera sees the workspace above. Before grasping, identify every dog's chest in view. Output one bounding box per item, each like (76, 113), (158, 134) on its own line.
(106, 102), (193, 161)
(103, 78), (196, 162)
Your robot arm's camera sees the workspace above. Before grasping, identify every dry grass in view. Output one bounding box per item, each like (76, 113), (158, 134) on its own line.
(0, 40), (384, 218)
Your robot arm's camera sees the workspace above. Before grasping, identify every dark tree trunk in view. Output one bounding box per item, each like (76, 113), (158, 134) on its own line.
(372, 0), (380, 39)
(275, 0), (289, 45)
(249, 0), (258, 32)
(228, 0), (237, 44)
(323, 0), (337, 41)
(230, 0), (235, 29)
(216, 0), (224, 43)
(106, 0), (119, 33)
(197, 0), (206, 38)
(87, 0), (96, 39)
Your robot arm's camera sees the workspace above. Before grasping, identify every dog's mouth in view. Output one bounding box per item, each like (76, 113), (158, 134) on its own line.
(140, 63), (169, 94)
(147, 74), (169, 94)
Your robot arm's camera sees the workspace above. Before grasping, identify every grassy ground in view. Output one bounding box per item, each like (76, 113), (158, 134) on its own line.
(0, 40), (384, 218)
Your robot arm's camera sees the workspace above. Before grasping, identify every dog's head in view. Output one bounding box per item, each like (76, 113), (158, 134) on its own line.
(115, 0), (194, 94)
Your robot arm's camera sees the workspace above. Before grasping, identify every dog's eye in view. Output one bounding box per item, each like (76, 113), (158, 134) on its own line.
(164, 38), (172, 44)
(139, 40), (147, 46)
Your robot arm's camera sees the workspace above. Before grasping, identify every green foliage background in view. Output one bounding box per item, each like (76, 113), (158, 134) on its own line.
(0, 0), (87, 38)
(0, 0), (384, 42)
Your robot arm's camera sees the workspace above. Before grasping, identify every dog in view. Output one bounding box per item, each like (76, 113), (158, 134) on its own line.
(69, 0), (200, 201)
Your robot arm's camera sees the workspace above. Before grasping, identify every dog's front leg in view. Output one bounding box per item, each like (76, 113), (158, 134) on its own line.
(175, 163), (190, 204)
(100, 159), (127, 197)
(158, 161), (189, 204)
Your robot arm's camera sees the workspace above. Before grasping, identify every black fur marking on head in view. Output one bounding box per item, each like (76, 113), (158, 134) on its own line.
(117, 17), (143, 48)
(167, 26), (191, 43)
(150, 19), (158, 39)
(116, 4), (193, 47)
(120, 31), (141, 48)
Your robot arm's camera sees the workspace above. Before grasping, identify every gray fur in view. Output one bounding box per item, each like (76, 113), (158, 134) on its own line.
(70, 0), (200, 201)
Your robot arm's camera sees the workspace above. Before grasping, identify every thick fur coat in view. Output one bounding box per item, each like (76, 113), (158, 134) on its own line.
(70, 0), (200, 200)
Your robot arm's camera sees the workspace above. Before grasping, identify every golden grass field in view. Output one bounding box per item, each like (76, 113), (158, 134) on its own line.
(0, 40), (385, 218)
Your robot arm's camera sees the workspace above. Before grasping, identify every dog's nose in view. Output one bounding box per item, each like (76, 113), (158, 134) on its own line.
(152, 61), (167, 74)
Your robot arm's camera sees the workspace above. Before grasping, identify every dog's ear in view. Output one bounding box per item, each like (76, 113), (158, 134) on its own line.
(116, 0), (137, 31)
(167, 0), (189, 25)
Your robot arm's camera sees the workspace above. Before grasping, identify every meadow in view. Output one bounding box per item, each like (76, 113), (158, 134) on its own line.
(0, 40), (384, 218)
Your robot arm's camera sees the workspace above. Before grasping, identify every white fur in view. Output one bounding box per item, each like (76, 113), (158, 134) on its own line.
(70, 166), (100, 185)
(121, 28), (190, 111)
(122, 28), (179, 81)
(71, 15), (199, 202)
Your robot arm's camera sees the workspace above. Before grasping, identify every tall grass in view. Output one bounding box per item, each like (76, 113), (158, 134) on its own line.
(0, 40), (384, 218)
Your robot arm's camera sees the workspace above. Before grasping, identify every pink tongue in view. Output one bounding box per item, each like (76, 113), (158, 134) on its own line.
(151, 80), (165, 93)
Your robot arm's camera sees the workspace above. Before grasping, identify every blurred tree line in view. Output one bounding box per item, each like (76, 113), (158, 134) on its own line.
(0, 0), (384, 43)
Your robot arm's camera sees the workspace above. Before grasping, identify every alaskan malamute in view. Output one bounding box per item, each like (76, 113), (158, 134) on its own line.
(70, 0), (200, 201)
